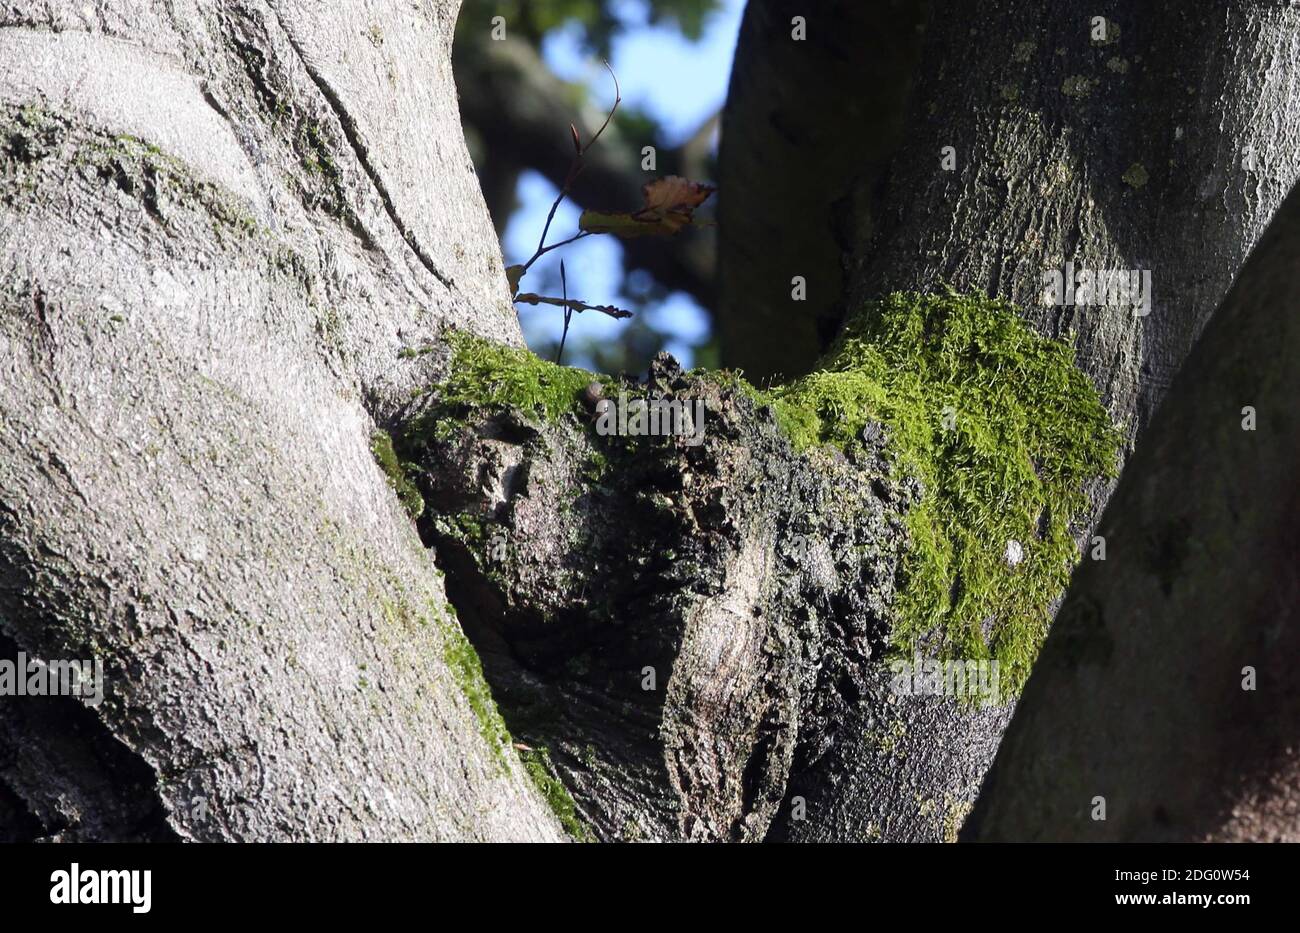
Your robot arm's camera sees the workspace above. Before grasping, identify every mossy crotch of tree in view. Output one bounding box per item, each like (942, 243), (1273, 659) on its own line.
(419, 291), (1119, 701)
(432, 329), (614, 421)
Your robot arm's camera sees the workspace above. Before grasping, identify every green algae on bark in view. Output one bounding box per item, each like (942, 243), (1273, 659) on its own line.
(437, 604), (513, 769)
(369, 429), (424, 520)
(518, 746), (596, 842)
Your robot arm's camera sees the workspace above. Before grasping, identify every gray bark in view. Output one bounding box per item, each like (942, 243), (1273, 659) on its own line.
(399, 351), (929, 840)
(384, 0), (1300, 844)
(5, 0), (1294, 847)
(855, 0), (1300, 441)
(0, 0), (562, 841)
(963, 173), (1300, 843)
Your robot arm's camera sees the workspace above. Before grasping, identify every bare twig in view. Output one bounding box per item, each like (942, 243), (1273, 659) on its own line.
(583, 61), (622, 152)
(521, 229), (592, 275)
(529, 61), (621, 268)
(506, 62), (631, 359)
(556, 260), (571, 364)
(514, 292), (633, 320)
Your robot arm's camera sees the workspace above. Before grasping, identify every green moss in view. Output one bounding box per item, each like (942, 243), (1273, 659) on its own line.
(295, 117), (362, 225)
(580, 450), (610, 483)
(452, 511), (486, 540)
(438, 610), (512, 768)
(758, 290), (1120, 698)
(299, 118), (339, 180)
(369, 430), (424, 520)
(419, 299), (1114, 701)
(518, 746), (595, 842)
(437, 330), (609, 422)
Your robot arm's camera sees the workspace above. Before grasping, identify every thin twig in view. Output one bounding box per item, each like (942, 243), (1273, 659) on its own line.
(528, 62), (621, 270)
(556, 260), (571, 364)
(521, 230), (592, 274)
(514, 293), (633, 320)
(583, 61), (622, 152)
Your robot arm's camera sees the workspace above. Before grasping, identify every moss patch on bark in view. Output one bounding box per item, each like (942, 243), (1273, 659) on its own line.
(435, 330), (610, 422)
(437, 604), (512, 769)
(412, 292), (1116, 706)
(758, 289), (1121, 698)
(518, 747), (595, 842)
(369, 430), (424, 520)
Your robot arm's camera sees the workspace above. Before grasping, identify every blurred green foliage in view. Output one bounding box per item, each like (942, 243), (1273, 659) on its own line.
(457, 0), (719, 54)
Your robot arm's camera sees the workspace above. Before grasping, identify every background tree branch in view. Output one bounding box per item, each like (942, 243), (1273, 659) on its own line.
(454, 31), (717, 312)
(716, 0), (929, 383)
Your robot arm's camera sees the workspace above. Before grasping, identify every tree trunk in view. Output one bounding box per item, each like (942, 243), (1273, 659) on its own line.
(716, 0), (928, 383)
(855, 0), (1300, 440)
(963, 174), (1300, 843)
(376, 0), (1300, 844)
(758, 0), (1300, 842)
(0, 0), (561, 841)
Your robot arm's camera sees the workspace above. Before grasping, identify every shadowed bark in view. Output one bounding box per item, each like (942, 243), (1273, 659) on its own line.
(716, 0), (928, 383)
(397, 351), (917, 840)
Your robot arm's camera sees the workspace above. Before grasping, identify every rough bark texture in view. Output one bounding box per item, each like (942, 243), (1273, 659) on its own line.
(855, 0), (1300, 441)
(0, 0), (563, 841)
(963, 175), (1300, 843)
(396, 348), (927, 841)
(5, 0), (1294, 847)
(389, 0), (1300, 844)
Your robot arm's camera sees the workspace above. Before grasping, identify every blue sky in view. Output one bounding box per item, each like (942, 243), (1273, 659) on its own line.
(502, 0), (745, 369)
